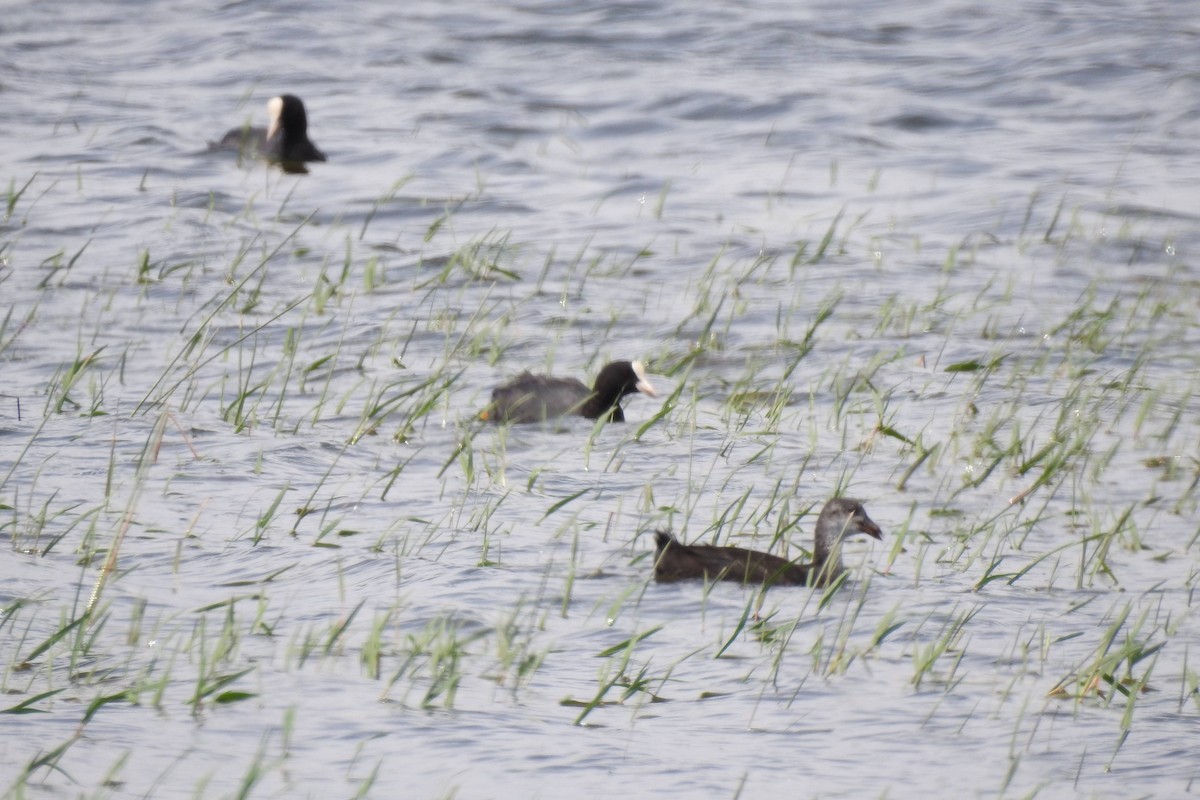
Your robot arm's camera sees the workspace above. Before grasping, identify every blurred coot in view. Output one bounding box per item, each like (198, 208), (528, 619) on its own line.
(482, 360), (656, 424)
(211, 94), (326, 166)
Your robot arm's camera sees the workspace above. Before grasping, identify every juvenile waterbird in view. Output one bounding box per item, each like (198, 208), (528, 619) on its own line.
(653, 498), (883, 587)
(481, 360), (656, 424)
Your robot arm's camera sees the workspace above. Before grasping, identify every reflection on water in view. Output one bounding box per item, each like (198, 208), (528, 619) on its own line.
(1, 0), (1198, 797)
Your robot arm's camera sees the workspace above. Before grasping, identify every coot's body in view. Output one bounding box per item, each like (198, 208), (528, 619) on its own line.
(483, 360), (656, 424)
(212, 94), (326, 165)
(653, 498), (883, 587)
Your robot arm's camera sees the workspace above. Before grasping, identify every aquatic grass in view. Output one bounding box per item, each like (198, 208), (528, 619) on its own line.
(748, 568), (883, 690)
(713, 593), (758, 659)
(865, 603), (906, 655)
(381, 614), (488, 709)
(6, 727), (83, 790)
(76, 408), (181, 626)
(35, 239), (90, 290)
(47, 345), (106, 415)
(1075, 504), (1138, 586)
(556, 526), (581, 616)
(711, 290), (842, 433)
(809, 573), (875, 675)
(8, 493), (96, 559)
(357, 176), (414, 241)
(488, 598), (549, 693)
(284, 439), (353, 541)
(415, 228), (522, 288)
(547, 239), (654, 299)
(1180, 647), (1200, 714)
(0, 303), (39, 366)
(346, 367), (462, 445)
(221, 330), (269, 432)
(790, 206), (844, 268)
(568, 624), (664, 725)
(134, 215), (317, 416)
(183, 603), (256, 714)
(5, 172), (40, 222)
(308, 237), (381, 315)
(750, 579), (841, 682)
(1046, 600), (1164, 716)
(133, 249), (201, 287)
(232, 484), (287, 545)
(16, 611), (90, 679)
(469, 496), (512, 567)
(909, 604), (981, 690)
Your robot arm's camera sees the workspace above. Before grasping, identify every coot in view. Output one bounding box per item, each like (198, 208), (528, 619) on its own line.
(653, 498), (883, 587)
(211, 94), (326, 165)
(482, 360), (656, 424)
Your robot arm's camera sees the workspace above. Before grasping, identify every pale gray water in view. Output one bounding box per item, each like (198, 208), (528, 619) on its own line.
(2, 0), (1199, 798)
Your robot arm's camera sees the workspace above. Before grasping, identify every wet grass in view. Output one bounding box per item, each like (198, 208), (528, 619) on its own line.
(2, 172), (1198, 798)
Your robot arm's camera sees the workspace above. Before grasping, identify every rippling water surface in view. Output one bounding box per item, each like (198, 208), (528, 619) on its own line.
(2, 1), (1199, 797)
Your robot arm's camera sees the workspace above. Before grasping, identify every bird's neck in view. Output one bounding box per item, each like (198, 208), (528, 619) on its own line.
(812, 526), (846, 578)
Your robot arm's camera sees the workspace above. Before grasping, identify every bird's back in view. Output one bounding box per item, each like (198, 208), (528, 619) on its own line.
(653, 532), (811, 586)
(487, 372), (591, 423)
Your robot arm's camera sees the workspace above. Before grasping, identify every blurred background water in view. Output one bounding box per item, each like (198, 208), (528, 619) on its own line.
(2, 0), (1198, 797)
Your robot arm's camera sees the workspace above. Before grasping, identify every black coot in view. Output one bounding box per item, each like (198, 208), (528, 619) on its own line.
(211, 94), (326, 166)
(483, 360), (656, 424)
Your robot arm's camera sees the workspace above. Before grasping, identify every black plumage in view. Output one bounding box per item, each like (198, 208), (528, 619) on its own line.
(483, 360), (656, 424)
(212, 94), (326, 165)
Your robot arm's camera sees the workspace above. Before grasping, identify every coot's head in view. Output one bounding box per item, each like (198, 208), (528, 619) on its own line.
(266, 94), (310, 142)
(596, 360), (656, 399)
(581, 360), (656, 422)
(819, 498), (883, 543)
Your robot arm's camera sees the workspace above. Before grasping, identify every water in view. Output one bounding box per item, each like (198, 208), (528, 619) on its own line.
(2, 0), (1199, 797)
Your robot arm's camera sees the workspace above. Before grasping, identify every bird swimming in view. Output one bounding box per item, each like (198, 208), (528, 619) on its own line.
(653, 498), (883, 587)
(211, 94), (326, 168)
(481, 360), (656, 424)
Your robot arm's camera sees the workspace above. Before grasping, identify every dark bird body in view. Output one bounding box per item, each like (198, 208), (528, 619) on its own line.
(482, 360), (656, 424)
(211, 94), (326, 165)
(653, 498), (883, 587)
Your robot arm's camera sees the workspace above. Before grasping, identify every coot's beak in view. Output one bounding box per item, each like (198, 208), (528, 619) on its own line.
(632, 360), (657, 397)
(857, 514), (883, 540)
(266, 96), (284, 142)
